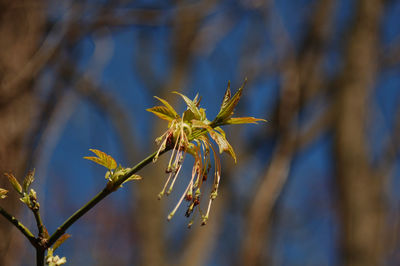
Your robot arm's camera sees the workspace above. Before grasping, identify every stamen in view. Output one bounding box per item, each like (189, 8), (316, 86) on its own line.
(167, 176), (194, 221)
(158, 172), (173, 200)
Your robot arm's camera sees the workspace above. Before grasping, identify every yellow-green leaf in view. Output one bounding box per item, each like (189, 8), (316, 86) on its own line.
(154, 96), (179, 119)
(0, 188), (8, 199)
(173, 92), (202, 119)
(215, 79), (246, 123)
(191, 120), (237, 163)
(225, 117), (267, 124)
(191, 119), (209, 128)
(147, 106), (178, 122)
(207, 130), (237, 163)
(4, 173), (22, 195)
(219, 81), (231, 113)
(23, 169), (35, 193)
(84, 149), (117, 170)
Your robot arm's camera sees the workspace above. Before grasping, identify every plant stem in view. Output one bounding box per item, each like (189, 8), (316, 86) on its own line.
(47, 150), (164, 247)
(36, 247), (45, 266)
(33, 209), (45, 236)
(0, 206), (37, 247)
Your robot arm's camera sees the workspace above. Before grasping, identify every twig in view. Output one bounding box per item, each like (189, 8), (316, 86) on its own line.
(0, 207), (37, 247)
(47, 149), (164, 247)
(33, 210), (45, 237)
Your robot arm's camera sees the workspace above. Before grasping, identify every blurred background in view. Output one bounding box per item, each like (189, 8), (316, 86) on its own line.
(0, 0), (400, 265)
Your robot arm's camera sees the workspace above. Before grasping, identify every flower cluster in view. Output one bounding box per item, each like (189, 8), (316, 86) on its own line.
(147, 80), (265, 226)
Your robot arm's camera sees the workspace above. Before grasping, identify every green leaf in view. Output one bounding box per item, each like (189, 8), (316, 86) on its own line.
(193, 93), (202, 107)
(0, 188), (8, 199)
(214, 80), (247, 123)
(23, 169), (35, 193)
(182, 109), (197, 123)
(154, 96), (179, 118)
(219, 81), (231, 113)
(224, 117), (267, 125)
(84, 149), (117, 170)
(191, 120), (237, 163)
(199, 108), (207, 120)
(207, 130), (237, 163)
(173, 92), (202, 119)
(4, 173), (22, 195)
(53, 234), (71, 251)
(146, 106), (178, 122)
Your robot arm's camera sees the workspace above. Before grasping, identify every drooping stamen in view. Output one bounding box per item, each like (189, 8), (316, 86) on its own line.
(154, 129), (171, 162)
(166, 123), (188, 194)
(166, 152), (185, 195)
(167, 124), (182, 171)
(202, 198), (213, 225)
(158, 171), (173, 200)
(167, 170), (195, 221)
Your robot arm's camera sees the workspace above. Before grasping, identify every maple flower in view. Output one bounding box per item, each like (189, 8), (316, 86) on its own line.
(147, 80), (266, 226)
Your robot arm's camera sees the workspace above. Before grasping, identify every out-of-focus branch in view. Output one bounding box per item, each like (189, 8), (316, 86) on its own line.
(240, 0), (335, 264)
(240, 62), (300, 266)
(333, 1), (385, 265)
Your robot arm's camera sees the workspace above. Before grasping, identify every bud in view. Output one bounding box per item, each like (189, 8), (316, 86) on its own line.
(0, 188), (8, 199)
(4, 173), (22, 195)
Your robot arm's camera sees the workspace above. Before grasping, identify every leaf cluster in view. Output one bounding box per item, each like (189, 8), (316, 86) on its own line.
(84, 149), (141, 191)
(146, 80), (266, 163)
(4, 170), (39, 210)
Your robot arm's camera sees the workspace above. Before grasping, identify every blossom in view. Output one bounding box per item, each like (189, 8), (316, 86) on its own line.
(147, 80), (266, 226)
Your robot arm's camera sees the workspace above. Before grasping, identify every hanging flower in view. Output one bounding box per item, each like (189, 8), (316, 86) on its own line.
(147, 80), (266, 227)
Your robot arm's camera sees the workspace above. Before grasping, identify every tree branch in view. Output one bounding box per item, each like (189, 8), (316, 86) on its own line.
(46, 149), (164, 248)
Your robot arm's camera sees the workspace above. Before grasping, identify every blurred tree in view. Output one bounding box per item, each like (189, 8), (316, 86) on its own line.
(0, 1), (44, 265)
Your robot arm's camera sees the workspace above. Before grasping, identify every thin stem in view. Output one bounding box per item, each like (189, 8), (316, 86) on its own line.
(47, 149), (166, 247)
(33, 209), (45, 237)
(0, 206), (37, 247)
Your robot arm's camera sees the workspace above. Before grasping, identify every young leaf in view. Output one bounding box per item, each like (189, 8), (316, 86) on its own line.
(224, 117), (267, 125)
(182, 109), (197, 123)
(53, 234), (71, 251)
(0, 188), (8, 199)
(219, 81), (231, 114)
(84, 149), (117, 170)
(146, 106), (178, 122)
(173, 92), (202, 119)
(23, 169), (35, 193)
(207, 130), (237, 163)
(154, 96), (179, 119)
(4, 173), (22, 195)
(191, 120), (237, 163)
(121, 174), (142, 186)
(214, 79), (246, 123)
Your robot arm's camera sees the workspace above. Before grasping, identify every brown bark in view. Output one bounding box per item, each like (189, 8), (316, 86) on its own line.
(333, 1), (385, 265)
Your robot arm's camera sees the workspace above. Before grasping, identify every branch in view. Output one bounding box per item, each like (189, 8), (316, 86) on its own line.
(46, 149), (164, 247)
(0, 206), (37, 247)
(33, 209), (45, 237)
